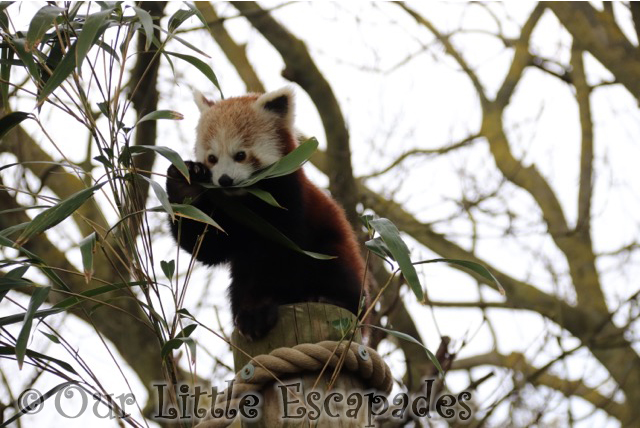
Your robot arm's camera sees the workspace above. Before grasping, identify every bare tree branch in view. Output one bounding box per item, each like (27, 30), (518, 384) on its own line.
(546, 2), (640, 102)
(452, 351), (629, 422)
(195, 1), (265, 93)
(570, 46), (594, 233)
(398, 2), (490, 108)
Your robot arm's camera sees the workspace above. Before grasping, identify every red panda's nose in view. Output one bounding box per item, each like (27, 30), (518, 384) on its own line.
(218, 174), (234, 187)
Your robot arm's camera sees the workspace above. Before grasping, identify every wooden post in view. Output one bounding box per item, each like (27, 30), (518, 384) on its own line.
(230, 302), (368, 427)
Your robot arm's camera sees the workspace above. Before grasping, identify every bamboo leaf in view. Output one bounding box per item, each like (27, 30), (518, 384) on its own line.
(16, 285), (51, 369)
(155, 25), (210, 58)
(75, 8), (113, 73)
(414, 258), (505, 295)
(15, 182), (105, 247)
(0, 111), (30, 140)
(128, 145), (189, 181)
(211, 192), (334, 260)
(238, 138), (318, 187)
(185, 2), (208, 28)
(168, 203), (225, 232)
(0, 236), (70, 292)
(0, 276), (33, 292)
(366, 324), (444, 377)
(10, 37), (40, 83)
(37, 41), (77, 106)
(364, 236), (394, 267)
(136, 174), (174, 220)
(246, 188), (285, 209)
(136, 109), (184, 125)
(160, 259), (175, 282)
(2, 381), (78, 426)
(164, 51), (221, 96)
(167, 8), (196, 33)
(79, 232), (97, 284)
(132, 6), (153, 50)
(40, 331), (61, 344)
(26, 5), (65, 51)
(369, 218), (424, 302)
(161, 324), (197, 359)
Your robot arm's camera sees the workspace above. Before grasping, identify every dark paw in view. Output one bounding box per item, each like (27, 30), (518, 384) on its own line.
(167, 161), (211, 183)
(235, 304), (278, 341)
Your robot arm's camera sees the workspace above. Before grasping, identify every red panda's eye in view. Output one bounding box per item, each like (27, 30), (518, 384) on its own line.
(234, 151), (247, 162)
(207, 154), (218, 164)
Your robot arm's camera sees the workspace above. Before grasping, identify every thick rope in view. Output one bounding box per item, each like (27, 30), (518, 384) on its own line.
(195, 340), (392, 428)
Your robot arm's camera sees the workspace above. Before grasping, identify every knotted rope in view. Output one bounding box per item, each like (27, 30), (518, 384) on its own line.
(195, 340), (392, 428)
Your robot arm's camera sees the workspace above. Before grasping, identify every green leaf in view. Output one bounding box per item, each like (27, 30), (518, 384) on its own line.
(369, 218), (424, 302)
(0, 111), (30, 140)
(0, 236), (70, 292)
(128, 145), (189, 181)
(0, 276), (33, 292)
(39, 331), (61, 344)
(160, 259), (175, 282)
(364, 236), (394, 267)
(135, 174), (174, 220)
(0, 280), (146, 328)
(79, 232), (97, 284)
(37, 41), (78, 106)
(211, 192), (334, 260)
(366, 324), (444, 377)
(96, 39), (120, 63)
(161, 323), (197, 359)
(169, 203), (225, 232)
(167, 8), (196, 33)
(414, 258), (505, 295)
(155, 25), (210, 58)
(10, 37), (40, 83)
(331, 317), (353, 335)
(16, 285), (51, 369)
(136, 109), (184, 125)
(185, 2), (208, 28)
(75, 8), (113, 73)
(239, 138), (318, 187)
(177, 308), (194, 319)
(15, 182), (105, 247)
(2, 381), (78, 426)
(52, 281), (145, 311)
(26, 5), (65, 51)
(246, 188), (285, 209)
(132, 6), (153, 51)
(164, 51), (221, 96)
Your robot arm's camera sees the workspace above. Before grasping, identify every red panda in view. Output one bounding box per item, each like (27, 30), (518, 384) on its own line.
(165, 88), (367, 340)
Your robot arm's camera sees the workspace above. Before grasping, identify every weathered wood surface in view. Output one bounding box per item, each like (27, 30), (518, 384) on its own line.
(231, 303), (367, 427)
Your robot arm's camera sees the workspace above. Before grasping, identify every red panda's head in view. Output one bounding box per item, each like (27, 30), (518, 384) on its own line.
(193, 88), (296, 187)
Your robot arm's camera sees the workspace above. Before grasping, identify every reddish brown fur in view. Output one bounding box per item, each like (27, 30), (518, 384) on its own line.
(167, 89), (367, 340)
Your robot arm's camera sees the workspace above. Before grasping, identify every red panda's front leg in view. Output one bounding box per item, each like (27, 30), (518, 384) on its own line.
(166, 161), (234, 265)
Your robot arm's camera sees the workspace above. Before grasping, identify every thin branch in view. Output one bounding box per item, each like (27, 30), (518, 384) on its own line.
(546, 2), (640, 102)
(452, 350), (629, 422)
(397, 2), (489, 107)
(570, 45), (594, 233)
(195, 1), (265, 93)
(494, 3), (546, 108)
(360, 133), (481, 180)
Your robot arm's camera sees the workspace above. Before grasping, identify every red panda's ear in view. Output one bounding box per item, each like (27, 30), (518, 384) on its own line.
(194, 90), (215, 113)
(255, 87), (294, 126)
